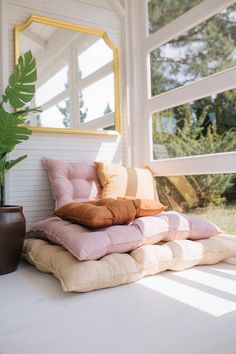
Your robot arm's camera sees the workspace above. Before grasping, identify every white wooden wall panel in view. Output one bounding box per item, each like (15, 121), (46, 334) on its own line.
(2, 0), (126, 229)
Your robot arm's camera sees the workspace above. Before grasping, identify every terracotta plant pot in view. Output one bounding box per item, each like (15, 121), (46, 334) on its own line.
(0, 206), (26, 276)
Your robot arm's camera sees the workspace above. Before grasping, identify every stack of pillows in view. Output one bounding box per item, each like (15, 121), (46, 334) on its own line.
(43, 158), (167, 228)
(43, 158), (221, 239)
(22, 158), (236, 293)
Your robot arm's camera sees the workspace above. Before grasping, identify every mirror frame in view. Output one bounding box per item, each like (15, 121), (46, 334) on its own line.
(14, 15), (121, 135)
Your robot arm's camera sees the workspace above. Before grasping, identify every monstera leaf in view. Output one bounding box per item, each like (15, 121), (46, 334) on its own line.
(3, 50), (37, 108)
(0, 110), (32, 153)
(5, 155), (28, 171)
(13, 106), (41, 118)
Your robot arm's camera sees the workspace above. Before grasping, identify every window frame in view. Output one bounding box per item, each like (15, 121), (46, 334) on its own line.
(137, 0), (236, 175)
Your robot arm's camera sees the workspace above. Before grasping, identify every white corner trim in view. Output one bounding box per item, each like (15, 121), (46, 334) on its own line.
(0, 0), (11, 204)
(124, 0), (145, 167)
(0, 0), (9, 90)
(107, 0), (125, 18)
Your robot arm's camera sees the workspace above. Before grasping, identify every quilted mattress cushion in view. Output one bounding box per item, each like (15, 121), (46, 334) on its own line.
(27, 211), (221, 261)
(22, 234), (236, 292)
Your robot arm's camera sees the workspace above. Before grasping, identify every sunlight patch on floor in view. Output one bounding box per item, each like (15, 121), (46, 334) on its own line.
(172, 268), (236, 295)
(138, 267), (236, 317)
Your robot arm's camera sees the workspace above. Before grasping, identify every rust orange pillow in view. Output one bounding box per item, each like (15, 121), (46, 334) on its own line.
(54, 199), (136, 229)
(55, 198), (167, 229)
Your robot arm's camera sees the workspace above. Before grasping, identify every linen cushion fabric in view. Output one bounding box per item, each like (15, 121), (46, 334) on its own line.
(54, 198), (167, 228)
(23, 234), (236, 292)
(95, 162), (158, 200)
(27, 211), (221, 261)
(43, 158), (102, 208)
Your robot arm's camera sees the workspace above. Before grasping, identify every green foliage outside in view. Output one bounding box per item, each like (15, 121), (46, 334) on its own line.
(150, 2), (236, 101)
(148, 0), (203, 34)
(191, 204), (236, 235)
(150, 1), (236, 210)
(0, 50), (39, 205)
(153, 102), (236, 209)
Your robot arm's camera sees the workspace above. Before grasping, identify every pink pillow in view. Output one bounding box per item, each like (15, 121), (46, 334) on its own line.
(43, 158), (102, 208)
(134, 211), (221, 241)
(187, 214), (222, 240)
(27, 211), (221, 261)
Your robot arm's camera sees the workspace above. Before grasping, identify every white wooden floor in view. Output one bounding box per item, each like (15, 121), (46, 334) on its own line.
(0, 261), (236, 354)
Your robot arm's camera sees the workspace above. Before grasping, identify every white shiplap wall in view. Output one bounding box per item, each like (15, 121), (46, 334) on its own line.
(1, 0), (127, 229)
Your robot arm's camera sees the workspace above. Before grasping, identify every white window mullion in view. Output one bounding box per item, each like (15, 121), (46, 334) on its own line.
(77, 62), (113, 91)
(145, 0), (236, 52)
(149, 152), (236, 176)
(146, 66), (236, 114)
(41, 89), (69, 111)
(80, 113), (114, 130)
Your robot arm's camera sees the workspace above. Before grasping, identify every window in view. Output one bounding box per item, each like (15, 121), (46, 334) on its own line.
(80, 74), (114, 123)
(139, 0), (236, 166)
(39, 98), (70, 128)
(150, 3), (236, 96)
(132, 0), (236, 216)
(156, 173), (236, 234)
(78, 39), (113, 79)
(152, 88), (236, 159)
(36, 65), (69, 106)
(148, 0), (203, 34)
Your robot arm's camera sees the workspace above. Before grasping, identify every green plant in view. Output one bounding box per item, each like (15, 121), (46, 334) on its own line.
(0, 50), (40, 206)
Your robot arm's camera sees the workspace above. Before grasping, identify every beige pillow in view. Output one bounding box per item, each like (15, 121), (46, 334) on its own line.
(95, 162), (158, 200)
(23, 234), (236, 292)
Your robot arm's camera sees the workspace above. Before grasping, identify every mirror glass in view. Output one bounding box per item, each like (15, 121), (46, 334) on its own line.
(15, 16), (120, 134)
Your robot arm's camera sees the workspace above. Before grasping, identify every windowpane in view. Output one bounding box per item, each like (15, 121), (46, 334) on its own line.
(148, 0), (203, 34)
(36, 98), (70, 128)
(155, 173), (236, 234)
(150, 4), (236, 96)
(78, 39), (113, 79)
(79, 74), (114, 123)
(36, 65), (69, 106)
(152, 89), (236, 159)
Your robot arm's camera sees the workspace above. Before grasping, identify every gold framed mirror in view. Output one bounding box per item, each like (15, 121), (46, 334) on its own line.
(14, 15), (120, 135)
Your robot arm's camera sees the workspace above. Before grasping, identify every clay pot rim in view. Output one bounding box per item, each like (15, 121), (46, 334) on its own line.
(0, 205), (23, 212)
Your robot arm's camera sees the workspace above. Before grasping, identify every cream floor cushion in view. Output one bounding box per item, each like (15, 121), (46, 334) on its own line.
(22, 234), (236, 292)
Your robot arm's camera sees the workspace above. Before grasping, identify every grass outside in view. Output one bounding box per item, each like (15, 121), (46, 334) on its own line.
(189, 204), (236, 235)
